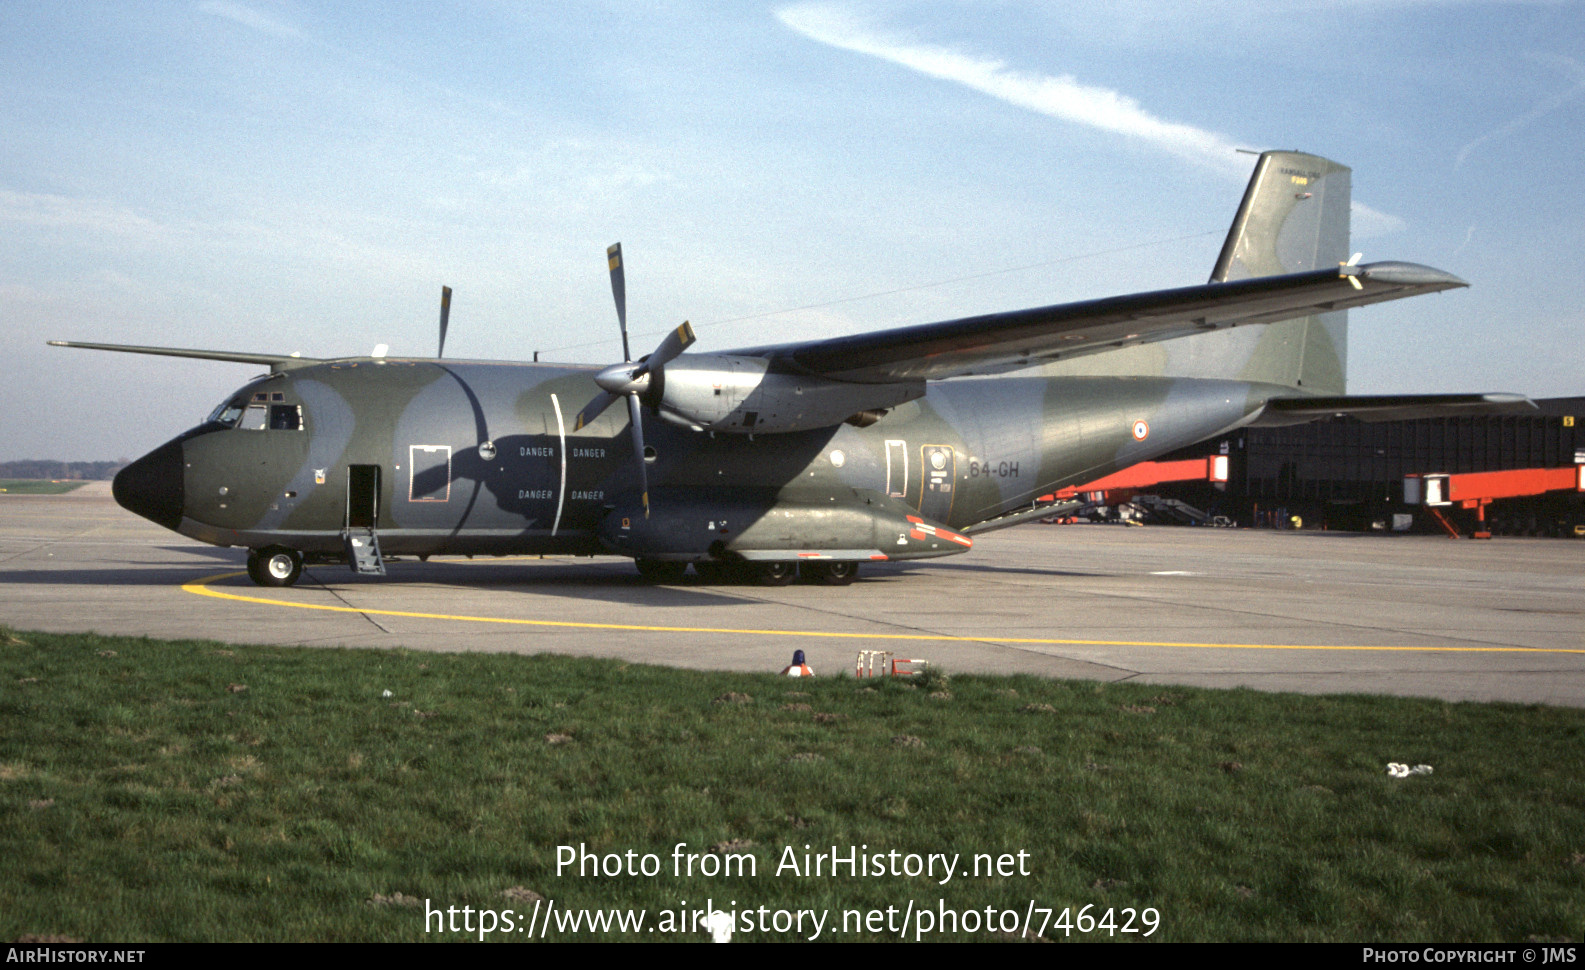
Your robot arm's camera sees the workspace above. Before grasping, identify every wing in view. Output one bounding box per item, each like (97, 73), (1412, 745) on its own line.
(47, 341), (319, 372)
(726, 261), (1465, 382)
(1253, 392), (1537, 426)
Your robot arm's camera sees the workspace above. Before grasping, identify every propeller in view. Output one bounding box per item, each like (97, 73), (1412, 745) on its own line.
(437, 285), (453, 358)
(571, 243), (696, 517)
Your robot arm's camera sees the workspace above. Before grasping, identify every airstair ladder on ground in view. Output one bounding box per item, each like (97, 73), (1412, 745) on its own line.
(344, 528), (387, 575)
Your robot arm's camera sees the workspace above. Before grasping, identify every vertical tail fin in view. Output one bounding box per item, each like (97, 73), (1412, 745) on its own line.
(1033, 150), (1356, 390)
(1212, 151), (1351, 282)
(1212, 151), (1352, 393)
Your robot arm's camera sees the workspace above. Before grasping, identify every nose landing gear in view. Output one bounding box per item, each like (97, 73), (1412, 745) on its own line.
(246, 546), (303, 587)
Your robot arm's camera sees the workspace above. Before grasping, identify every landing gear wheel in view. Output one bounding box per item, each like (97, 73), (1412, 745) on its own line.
(635, 558), (688, 584)
(750, 561), (796, 587)
(247, 546), (303, 588)
(692, 561), (741, 585)
(800, 561), (859, 586)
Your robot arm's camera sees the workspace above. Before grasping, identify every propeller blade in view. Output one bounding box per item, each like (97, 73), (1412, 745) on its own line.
(572, 390), (621, 431)
(597, 243), (675, 518)
(632, 321), (696, 378)
(1340, 253), (1365, 291)
(607, 243), (631, 361)
(437, 285), (452, 359)
(626, 393), (650, 518)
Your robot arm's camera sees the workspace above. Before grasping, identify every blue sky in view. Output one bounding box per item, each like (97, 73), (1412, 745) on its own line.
(3, 1), (1581, 461)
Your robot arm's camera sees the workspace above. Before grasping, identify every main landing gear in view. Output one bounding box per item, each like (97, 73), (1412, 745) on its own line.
(246, 546), (303, 587)
(799, 560), (859, 586)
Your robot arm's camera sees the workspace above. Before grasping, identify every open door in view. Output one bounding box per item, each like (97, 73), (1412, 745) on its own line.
(344, 464), (386, 575)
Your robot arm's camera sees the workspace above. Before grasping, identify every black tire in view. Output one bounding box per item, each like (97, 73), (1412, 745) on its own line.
(635, 558), (688, 584)
(800, 561), (859, 586)
(751, 561), (796, 586)
(247, 546), (303, 587)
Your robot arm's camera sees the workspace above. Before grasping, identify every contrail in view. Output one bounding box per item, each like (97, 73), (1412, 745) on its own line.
(1455, 52), (1585, 169)
(776, 3), (1246, 174)
(778, 4), (1404, 235)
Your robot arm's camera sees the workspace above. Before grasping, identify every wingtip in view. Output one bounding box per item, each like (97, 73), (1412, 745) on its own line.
(1358, 261), (1468, 289)
(1479, 392), (1537, 409)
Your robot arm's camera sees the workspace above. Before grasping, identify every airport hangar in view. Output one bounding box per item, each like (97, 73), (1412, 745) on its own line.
(1091, 396), (1583, 538)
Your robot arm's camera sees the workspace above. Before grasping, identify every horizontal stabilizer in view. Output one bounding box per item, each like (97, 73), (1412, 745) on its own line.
(1253, 392), (1536, 426)
(48, 341), (321, 373)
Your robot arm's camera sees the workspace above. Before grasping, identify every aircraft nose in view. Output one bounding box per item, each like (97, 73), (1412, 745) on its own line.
(113, 439), (185, 531)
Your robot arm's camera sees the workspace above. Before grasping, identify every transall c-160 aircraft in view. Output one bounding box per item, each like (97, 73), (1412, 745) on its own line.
(54, 151), (1528, 588)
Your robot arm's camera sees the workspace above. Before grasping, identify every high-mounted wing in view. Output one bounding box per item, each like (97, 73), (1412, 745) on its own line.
(46, 341), (318, 373)
(726, 261), (1466, 383)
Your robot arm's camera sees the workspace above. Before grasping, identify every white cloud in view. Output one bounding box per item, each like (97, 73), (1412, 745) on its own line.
(776, 3), (1247, 174)
(1350, 201), (1407, 240)
(197, 1), (302, 39)
(0, 190), (177, 240)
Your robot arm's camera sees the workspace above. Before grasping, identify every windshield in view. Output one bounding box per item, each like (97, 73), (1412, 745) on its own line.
(205, 388), (303, 431)
(206, 396), (247, 428)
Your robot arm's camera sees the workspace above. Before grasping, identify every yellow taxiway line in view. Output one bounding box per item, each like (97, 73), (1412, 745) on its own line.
(181, 570), (1585, 654)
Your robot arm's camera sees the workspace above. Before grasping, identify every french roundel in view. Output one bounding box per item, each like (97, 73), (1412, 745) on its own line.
(1132, 419), (1150, 441)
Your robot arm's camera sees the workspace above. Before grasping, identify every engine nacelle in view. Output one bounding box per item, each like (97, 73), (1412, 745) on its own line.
(598, 488), (973, 562)
(651, 355), (923, 433)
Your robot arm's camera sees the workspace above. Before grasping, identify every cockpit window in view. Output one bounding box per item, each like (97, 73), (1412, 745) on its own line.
(269, 404), (302, 431)
(207, 390), (304, 431)
(238, 404), (269, 431)
(207, 397), (247, 428)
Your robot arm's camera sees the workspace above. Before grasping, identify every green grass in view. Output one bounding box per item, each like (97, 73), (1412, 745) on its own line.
(0, 479), (87, 495)
(2, 626), (1583, 942)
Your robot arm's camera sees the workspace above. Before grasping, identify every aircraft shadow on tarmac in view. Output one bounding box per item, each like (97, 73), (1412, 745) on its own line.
(159, 544), (248, 561)
(1, 552), (1093, 601)
(0, 566), (236, 587)
(302, 561), (772, 608)
(909, 560), (1106, 578)
(0, 560), (761, 607)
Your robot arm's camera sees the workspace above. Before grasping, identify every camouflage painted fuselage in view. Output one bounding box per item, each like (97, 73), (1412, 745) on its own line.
(150, 357), (1279, 562)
